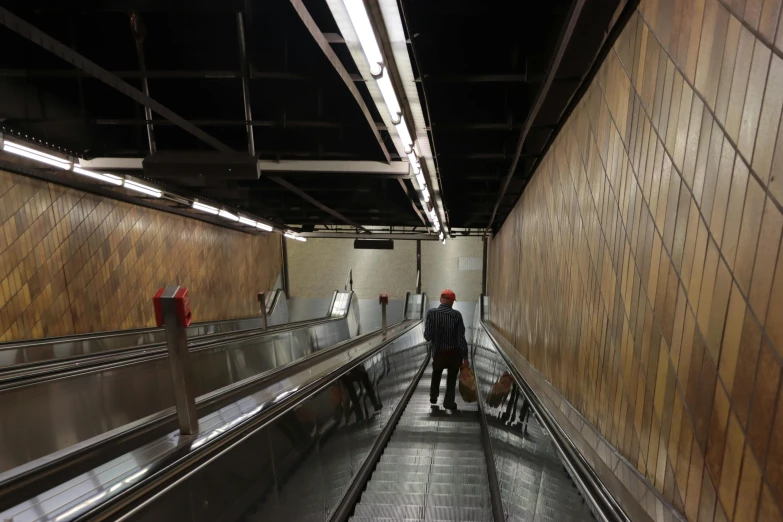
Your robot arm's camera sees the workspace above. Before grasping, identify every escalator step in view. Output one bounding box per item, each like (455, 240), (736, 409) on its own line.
(354, 503), (422, 519)
(423, 505), (493, 521)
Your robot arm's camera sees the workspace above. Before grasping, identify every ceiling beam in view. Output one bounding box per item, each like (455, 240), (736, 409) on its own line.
(78, 157), (411, 176)
(0, 7), (234, 154)
(287, 0), (390, 163)
(259, 160), (409, 177)
(300, 232), (437, 240)
(486, 0), (586, 232)
(268, 176), (369, 232)
(0, 68), (366, 81)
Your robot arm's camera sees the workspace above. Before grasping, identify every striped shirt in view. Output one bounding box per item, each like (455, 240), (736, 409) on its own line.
(424, 304), (468, 359)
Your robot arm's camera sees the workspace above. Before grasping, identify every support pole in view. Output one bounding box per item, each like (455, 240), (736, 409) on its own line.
(258, 291), (268, 329)
(153, 286), (198, 435)
(379, 294), (388, 335)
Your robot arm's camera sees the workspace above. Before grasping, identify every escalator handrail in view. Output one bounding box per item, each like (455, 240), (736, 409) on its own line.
(479, 320), (631, 522)
(0, 315), (413, 512)
(73, 320), (424, 522)
(0, 291), (356, 384)
(471, 347), (506, 522)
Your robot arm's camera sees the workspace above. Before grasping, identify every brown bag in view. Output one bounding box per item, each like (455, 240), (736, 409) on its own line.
(487, 371), (513, 407)
(459, 365), (478, 403)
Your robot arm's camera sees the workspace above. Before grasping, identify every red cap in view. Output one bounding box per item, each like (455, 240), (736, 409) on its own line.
(441, 289), (456, 301)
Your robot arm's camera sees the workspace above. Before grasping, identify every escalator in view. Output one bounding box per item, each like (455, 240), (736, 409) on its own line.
(1, 299), (633, 522)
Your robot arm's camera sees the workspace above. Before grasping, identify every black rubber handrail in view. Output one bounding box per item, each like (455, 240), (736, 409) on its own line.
(480, 321), (631, 522)
(75, 320), (423, 521)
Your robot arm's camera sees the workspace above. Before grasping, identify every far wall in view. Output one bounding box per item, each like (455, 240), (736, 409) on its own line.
(286, 236), (484, 304)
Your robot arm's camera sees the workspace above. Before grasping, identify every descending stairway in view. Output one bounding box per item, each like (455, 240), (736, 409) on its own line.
(349, 366), (493, 522)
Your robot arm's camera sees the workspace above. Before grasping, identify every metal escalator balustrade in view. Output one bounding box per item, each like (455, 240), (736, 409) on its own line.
(0, 291), (362, 510)
(471, 297), (632, 522)
(0, 318), (428, 522)
(472, 340), (596, 522)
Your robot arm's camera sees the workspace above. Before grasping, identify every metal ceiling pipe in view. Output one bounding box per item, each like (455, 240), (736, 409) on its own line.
(236, 12), (256, 156)
(130, 13), (156, 155)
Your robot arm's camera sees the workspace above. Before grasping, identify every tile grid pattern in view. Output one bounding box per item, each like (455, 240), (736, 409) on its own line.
(487, 1), (783, 521)
(0, 168), (281, 342)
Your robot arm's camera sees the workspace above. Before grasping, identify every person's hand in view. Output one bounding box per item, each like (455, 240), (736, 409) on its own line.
(462, 359), (469, 367)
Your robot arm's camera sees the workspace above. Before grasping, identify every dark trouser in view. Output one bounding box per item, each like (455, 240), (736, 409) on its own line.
(430, 350), (462, 405)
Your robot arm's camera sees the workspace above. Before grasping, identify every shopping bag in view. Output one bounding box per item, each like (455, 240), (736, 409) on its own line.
(487, 371), (513, 407)
(459, 365), (478, 403)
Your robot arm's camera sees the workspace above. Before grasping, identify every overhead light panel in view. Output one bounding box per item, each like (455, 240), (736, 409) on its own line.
(3, 140), (71, 170)
(441, 238), (446, 245)
(415, 172), (426, 188)
(238, 216), (257, 227)
(422, 188), (430, 202)
(256, 222), (273, 232)
(377, 68), (402, 123)
(394, 117), (414, 154)
(284, 232), (298, 240)
(72, 167), (123, 186)
(124, 179), (162, 198)
(439, 232), (444, 241)
(218, 209), (239, 222)
(343, 0), (384, 76)
(192, 201), (219, 215)
(295, 236), (306, 242)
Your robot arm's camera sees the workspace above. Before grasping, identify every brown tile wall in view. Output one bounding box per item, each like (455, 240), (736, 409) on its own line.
(0, 167), (282, 341)
(487, 1), (783, 521)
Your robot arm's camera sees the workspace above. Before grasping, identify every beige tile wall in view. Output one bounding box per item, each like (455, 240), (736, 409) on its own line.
(0, 168), (282, 341)
(487, 1), (783, 520)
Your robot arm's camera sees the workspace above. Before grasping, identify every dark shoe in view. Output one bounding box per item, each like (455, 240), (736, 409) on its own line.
(444, 402), (458, 410)
(430, 397), (437, 405)
(373, 402), (383, 412)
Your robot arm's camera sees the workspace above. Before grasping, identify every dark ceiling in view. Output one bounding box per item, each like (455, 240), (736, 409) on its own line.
(0, 0), (634, 232)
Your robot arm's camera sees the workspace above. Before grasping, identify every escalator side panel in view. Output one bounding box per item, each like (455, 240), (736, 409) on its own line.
(0, 319), (351, 475)
(104, 326), (428, 522)
(472, 332), (596, 522)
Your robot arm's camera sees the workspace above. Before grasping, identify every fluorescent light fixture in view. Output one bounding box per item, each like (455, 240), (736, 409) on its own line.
(377, 68), (402, 123)
(442, 238), (446, 245)
(124, 179), (162, 198)
(238, 216), (257, 227)
(72, 167), (123, 186)
(284, 232), (297, 239)
(415, 172), (426, 188)
(256, 222), (273, 232)
(192, 201), (219, 215)
(3, 141), (71, 170)
(439, 232), (444, 240)
(295, 236), (306, 242)
(343, 0), (384, 76)
(394, 117), (414, 154)
(218, 209), (239, 222)
(423, 188), (430, 202)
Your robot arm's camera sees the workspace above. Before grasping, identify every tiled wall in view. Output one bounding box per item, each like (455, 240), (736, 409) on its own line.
(0, 167), (282, 341)
(487, 1), (783, 521)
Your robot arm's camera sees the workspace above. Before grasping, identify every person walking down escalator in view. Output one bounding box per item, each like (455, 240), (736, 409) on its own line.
(424, 289), (469, 410)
